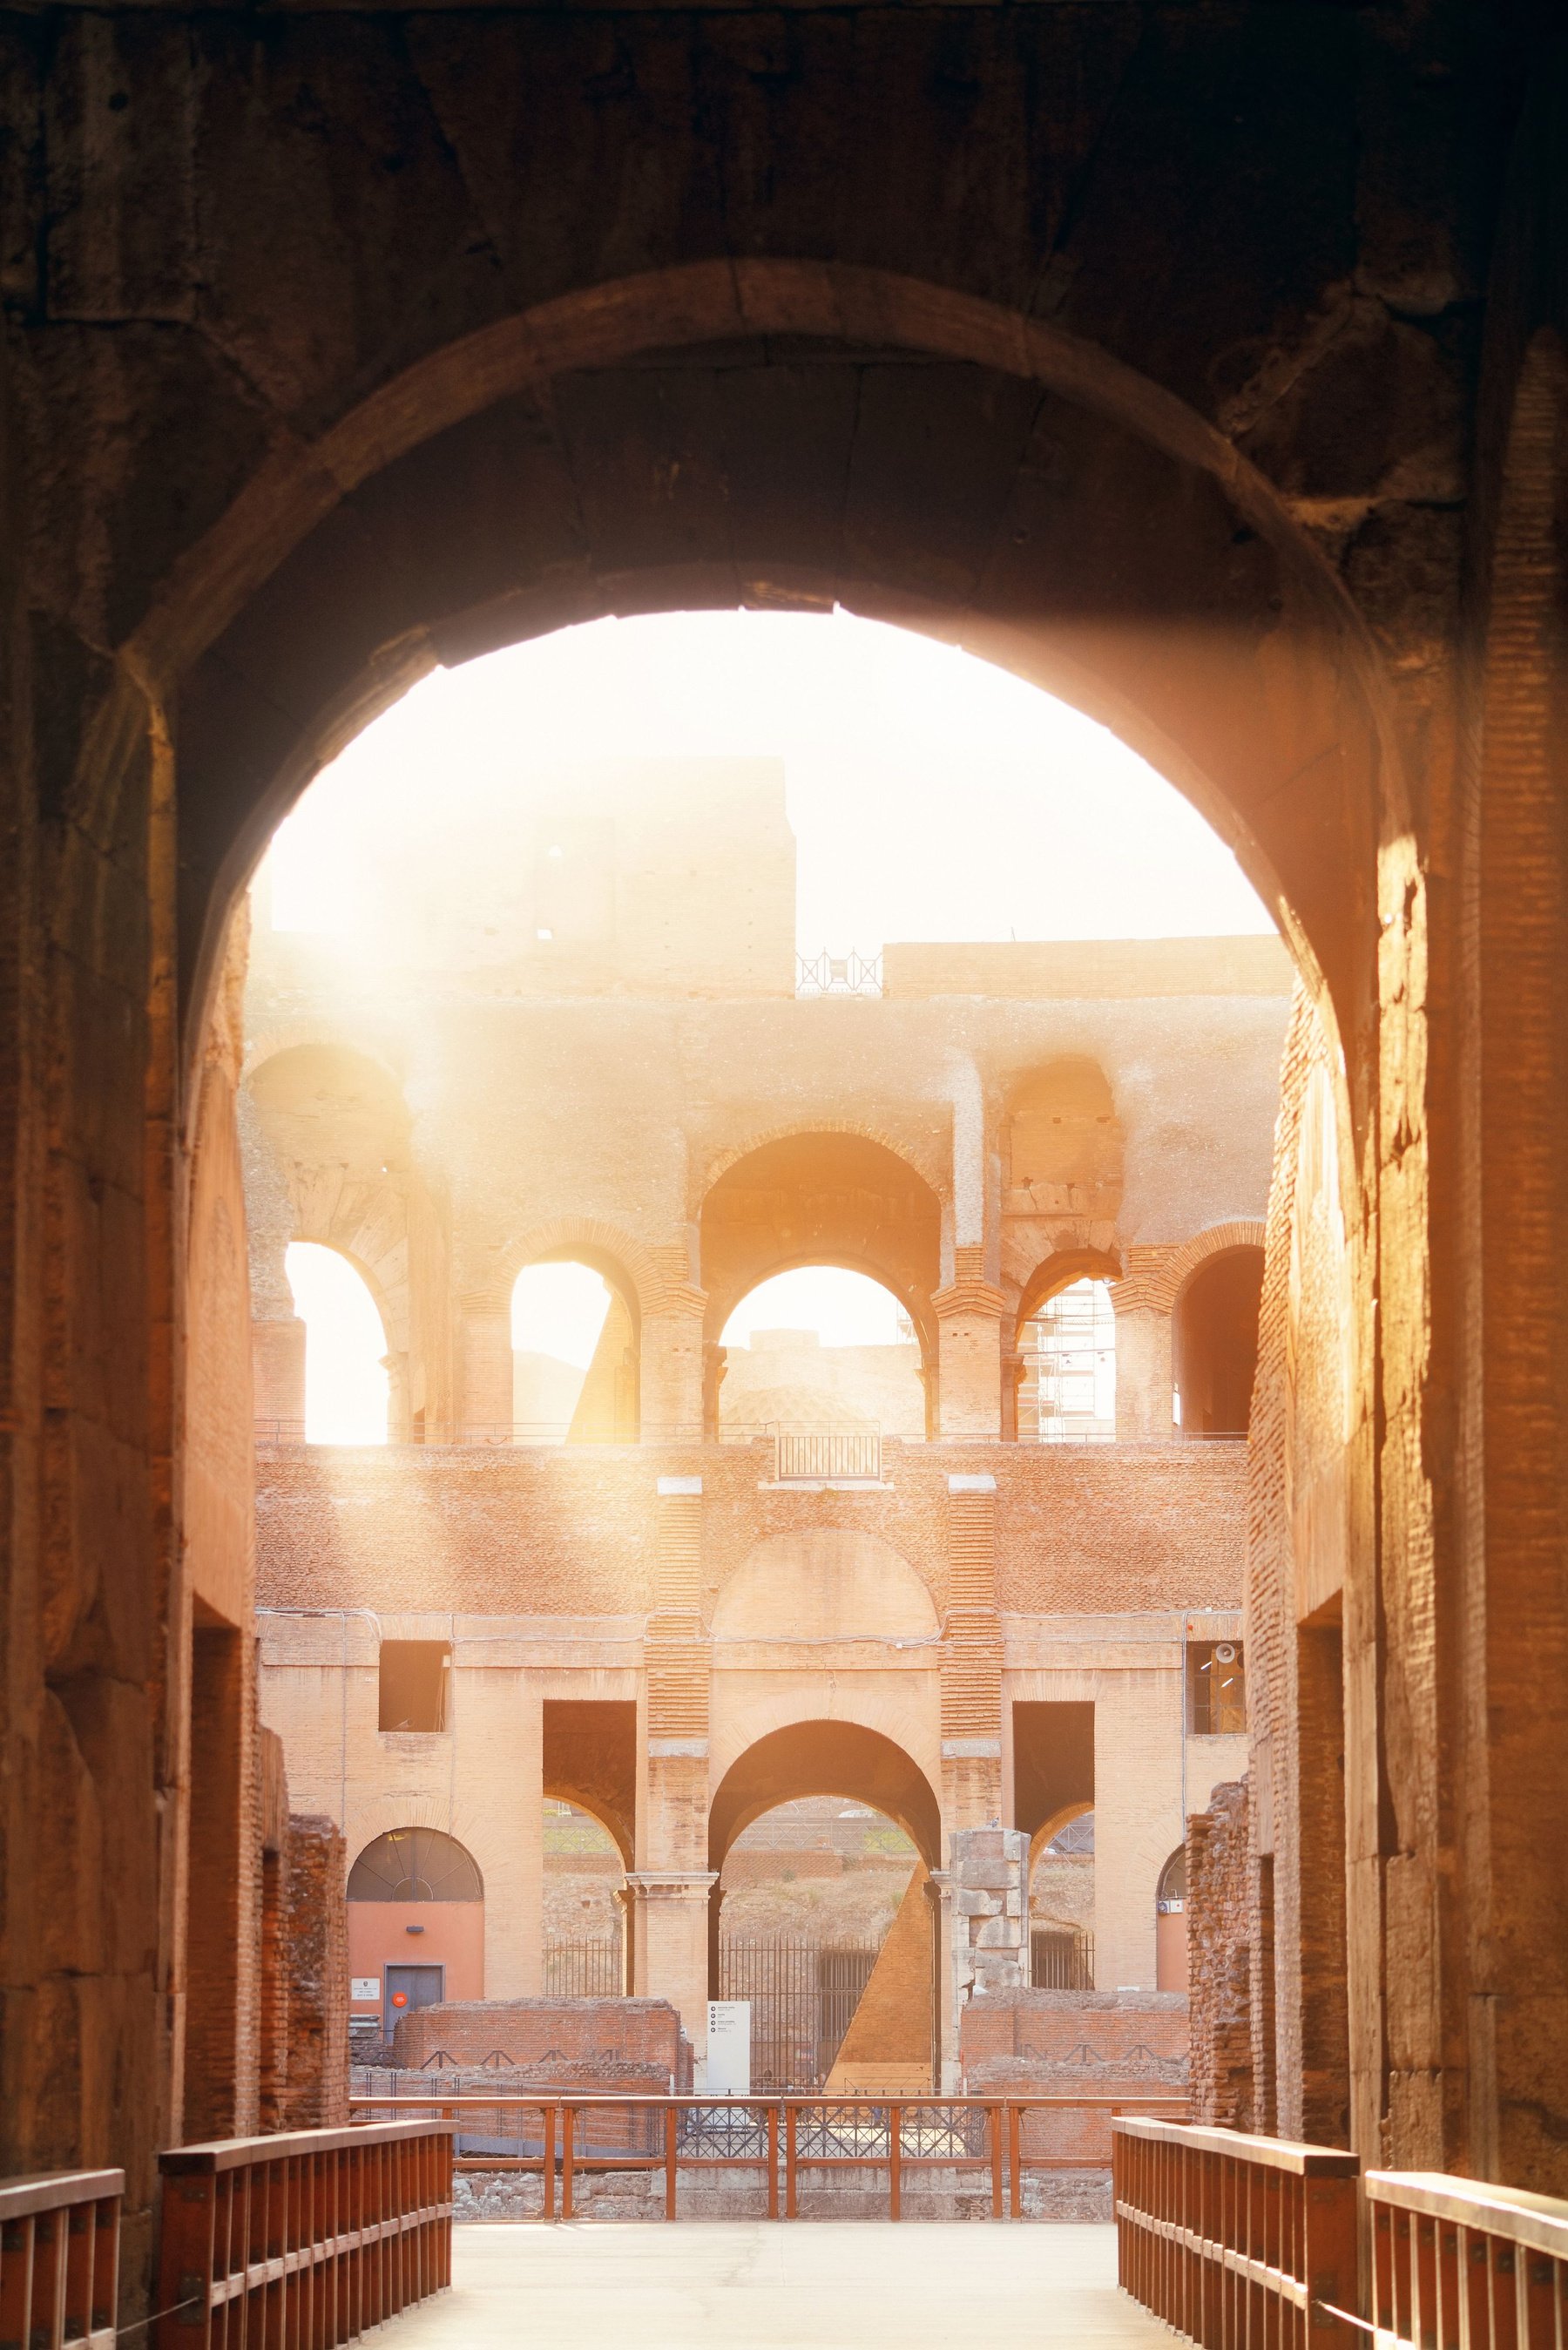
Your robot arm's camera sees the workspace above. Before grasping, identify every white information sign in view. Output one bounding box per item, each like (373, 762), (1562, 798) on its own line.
(706, 2000), (751, 2096)
(351, 1978), (381, 2001)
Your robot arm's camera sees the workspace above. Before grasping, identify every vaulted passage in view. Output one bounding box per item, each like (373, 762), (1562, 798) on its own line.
(5, 11), (1568, 2345)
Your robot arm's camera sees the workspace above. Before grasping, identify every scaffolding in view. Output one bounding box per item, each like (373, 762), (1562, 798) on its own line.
(1022, 1278), (1117, 1443)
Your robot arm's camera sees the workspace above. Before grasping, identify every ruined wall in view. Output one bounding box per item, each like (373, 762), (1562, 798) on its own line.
(1244, 986), (1352, 2145)
(281, 1814), (349, 2130)
(1186, 1780), (1255, 2130)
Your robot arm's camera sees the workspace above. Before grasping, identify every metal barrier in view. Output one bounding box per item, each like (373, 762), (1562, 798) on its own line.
(1368, 2168), (1568, 2348)
(0, 2169), (122, 2350)
(351, 2092), (1186, 2220)
(1113, 2116), (1361, 2347)
(156, 2119), (451, 2347)
(773, 1426), (882, 1482)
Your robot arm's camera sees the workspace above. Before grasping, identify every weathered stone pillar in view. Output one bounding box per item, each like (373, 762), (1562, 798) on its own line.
(459, 1304), (514, 1443)
(639, 1473), (714, 2074)
(950, 1825), (1030, 2081)
(932, 1247), (1008, 1438)
(924, 1868), (957, 2089)
(941, 1473), (1004, 1830)
(641, 1248), (707, 1443)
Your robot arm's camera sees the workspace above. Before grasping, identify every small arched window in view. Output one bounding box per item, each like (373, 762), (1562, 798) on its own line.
(347, 1827), (483, 1903)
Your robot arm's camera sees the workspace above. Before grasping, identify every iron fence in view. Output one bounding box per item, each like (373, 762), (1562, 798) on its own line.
(718, 1940), (878, 2089)
(543, 1937), (623, 1998)
(1031, 1927), (1095, 1989)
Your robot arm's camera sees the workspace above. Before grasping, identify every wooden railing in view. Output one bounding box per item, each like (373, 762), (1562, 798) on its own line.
(350, 2091), (1187, 2220)
(156, 2119), (451, 2347)
(1368, 2169), (1568, 2348)
(1113, 2116), (1361, 2347)
(0, 2168), (122, 2350)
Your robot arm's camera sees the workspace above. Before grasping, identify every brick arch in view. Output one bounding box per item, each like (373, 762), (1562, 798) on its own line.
(146, 255), (1405, 1137)
(699, 1118), (949, 1208)
(707, 1684), (941, 1810)
(1114, 1222), (1267, 1317)
(707, 1717), (943, 1874)
(1013, 1247), (1125, 1343)
(471, 1217), (672, 1323)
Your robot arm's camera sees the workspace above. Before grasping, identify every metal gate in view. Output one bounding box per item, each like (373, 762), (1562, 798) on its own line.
(719, 1940), (878, 2089)
(544, 1935), (623, 1997)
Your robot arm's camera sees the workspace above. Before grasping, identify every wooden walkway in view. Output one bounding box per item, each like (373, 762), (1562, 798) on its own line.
(388, 2220), (1171, 2346)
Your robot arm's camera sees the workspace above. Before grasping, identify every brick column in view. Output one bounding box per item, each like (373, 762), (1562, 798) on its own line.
(1110, 1253), (1177, 1439)
(459, 1303), (514, 1442)
(932, 1247), (1008, 1438)
(639, 1474), (714, 2072)
(941, 1473), (1004, 1831)
(641, 1249), (707, 1443)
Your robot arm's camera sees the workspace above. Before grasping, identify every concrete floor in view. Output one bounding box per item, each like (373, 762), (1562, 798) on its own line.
(386, 2222), (1171, 2346)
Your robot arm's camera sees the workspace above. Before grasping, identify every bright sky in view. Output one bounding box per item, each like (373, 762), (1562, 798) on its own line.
(721, 1269), (909, 1351)
(268, 611), (1273, 1433)
(264, 608), (1273, 952)
(512, 1262), (613, 1366)
(287, 1242), (389, 1443)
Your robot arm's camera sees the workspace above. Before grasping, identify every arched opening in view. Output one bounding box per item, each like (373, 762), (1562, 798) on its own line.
(1173, 1249), (1266, 1437)
(510, 1256), (639, 1445)
(542, 1799), (625, 1998)
(1020, 1278), (1118, 1445)
(709, 1724), (943, 2092)
(700, 1134), (943, 1439)
(283, 1242), (389, 1445)
(1028, 1809), (1096, 1989)
(716, 1266), (925, 1459)
(1156, 1845), (1188, 1994)
(717, 1797), (922, 2091)
(346, 1827), (484, 2049)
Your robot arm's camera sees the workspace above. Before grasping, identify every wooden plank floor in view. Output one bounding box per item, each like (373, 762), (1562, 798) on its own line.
(389, 2221), (1173, 2345)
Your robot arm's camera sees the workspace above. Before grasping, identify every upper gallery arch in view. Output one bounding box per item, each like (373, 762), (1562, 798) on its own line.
(138, 261), (1397, 1119)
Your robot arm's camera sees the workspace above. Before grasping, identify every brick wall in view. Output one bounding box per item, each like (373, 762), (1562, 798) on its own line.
(961, 1988), (1189, 2162)
(1186, 1779), (1254, 2127)
(389, 1996), (690, 2088)
(256, 1439), (1245, 1619)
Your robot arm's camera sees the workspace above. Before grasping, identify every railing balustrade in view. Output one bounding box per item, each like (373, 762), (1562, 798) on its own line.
(772, 1426), (882, 1483)
(1113, 2116), (1361, 2347)
(1368, 2168), (1568, 2349)
(0, 2169), (122, 2350)
(156, 2119), (451, 2348)
(348, 2092), (1186, 2221)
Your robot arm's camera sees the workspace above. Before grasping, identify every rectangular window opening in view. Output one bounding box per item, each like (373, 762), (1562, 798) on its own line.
(1187, 1639), (1247, 1737)
(379, 1640), (449, 1733)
